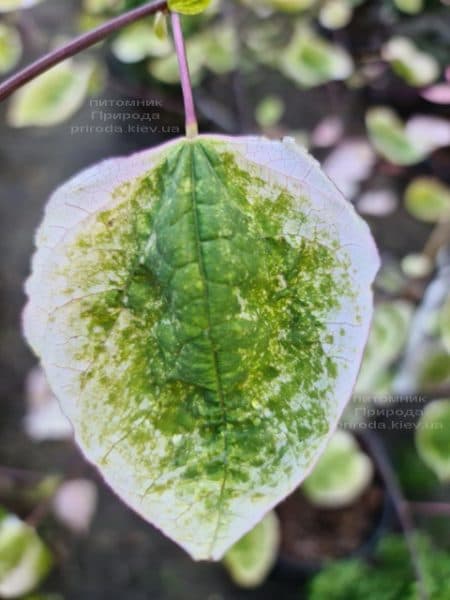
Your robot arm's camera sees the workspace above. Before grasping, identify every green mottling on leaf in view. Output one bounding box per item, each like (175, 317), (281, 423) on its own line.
(56, 139), (348, 553)
(25, 135), (378, 560)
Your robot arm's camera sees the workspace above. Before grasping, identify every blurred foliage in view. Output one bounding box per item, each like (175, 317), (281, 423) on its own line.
(7, 60), (95, 127)
(222, 511), (280, 588)
(394, 441), (439, 499)
(405, 178), (450, 223)
(366, 107), (427, 166)
(168, 0), (212, 15)
(0, 23), (22, 75)
(309, 534), (450, 600)
(355, 301), (413, 395)
(254, 95), (285, 128)
(0, 0), (43, 12)
(416, 399), (450, 481)
(302, 431), (373, 509)
(0, 509), (52, 599)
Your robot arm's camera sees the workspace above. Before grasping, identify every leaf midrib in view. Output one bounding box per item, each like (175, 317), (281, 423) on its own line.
(189, 142), (229, 557)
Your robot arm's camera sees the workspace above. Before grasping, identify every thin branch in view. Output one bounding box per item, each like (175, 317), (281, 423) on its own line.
(170, 12), (198, 137)
(363, 431), (429, 600)
(410, 502), (450, 518)
(0, 0), (167, 102)
(0, 465), (46, 480)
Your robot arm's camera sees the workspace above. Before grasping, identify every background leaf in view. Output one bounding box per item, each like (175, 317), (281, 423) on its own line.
(7, 60), (94, 127)
(222, 511), (280, 588)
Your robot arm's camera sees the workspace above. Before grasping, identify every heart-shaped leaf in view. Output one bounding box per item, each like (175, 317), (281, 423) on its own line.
(24, 135), (379, 559)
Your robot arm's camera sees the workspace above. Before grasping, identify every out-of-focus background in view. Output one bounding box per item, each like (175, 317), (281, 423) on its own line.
(1, 0), (450, 598)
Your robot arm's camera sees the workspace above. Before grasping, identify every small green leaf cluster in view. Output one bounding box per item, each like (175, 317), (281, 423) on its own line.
(309, 534), (450, 600)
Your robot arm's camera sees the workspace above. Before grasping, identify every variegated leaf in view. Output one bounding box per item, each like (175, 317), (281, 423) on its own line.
(24, 135), (379, 560)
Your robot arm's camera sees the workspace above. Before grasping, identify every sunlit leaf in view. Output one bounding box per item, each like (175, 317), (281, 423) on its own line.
(416, 399), (450, 481)
(303, 430), (373, 508)
(355, 301), (413, 395)
(0, 0), (43, 12)
(0, 511), (52, 599)
(366, 107), (426, 166)
(279, 26), (353, 88)
(401, 253), (433, 279)
(168, 0), (212, 14)
(7, 60), (94, 127)
(0, 23), (22, 75)
(404, 177), (450, 223)
(393, 0), (423, 13)
(223, 511), (280, 588)
(255, 96), (285, 129)
(319, 0), (353, 29)
(382, 36), (439, 87)
(24, 135), (379, 560)
(112, 20), (172, 63)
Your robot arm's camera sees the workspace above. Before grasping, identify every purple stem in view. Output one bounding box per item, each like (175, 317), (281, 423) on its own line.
(170, 12), (198, 138)
(0, 0), (167, 102)
(410, 502), (450, 517)
(364, 431), (429, 600)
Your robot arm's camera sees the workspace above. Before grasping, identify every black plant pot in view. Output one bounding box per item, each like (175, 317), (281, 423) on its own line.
(272, 432), (395, 580)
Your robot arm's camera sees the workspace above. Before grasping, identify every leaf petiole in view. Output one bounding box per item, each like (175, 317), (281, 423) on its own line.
(170, 12), (198, 138)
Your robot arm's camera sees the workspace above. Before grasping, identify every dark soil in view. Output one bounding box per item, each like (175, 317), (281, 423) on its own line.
(277, 484), (384, 565)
